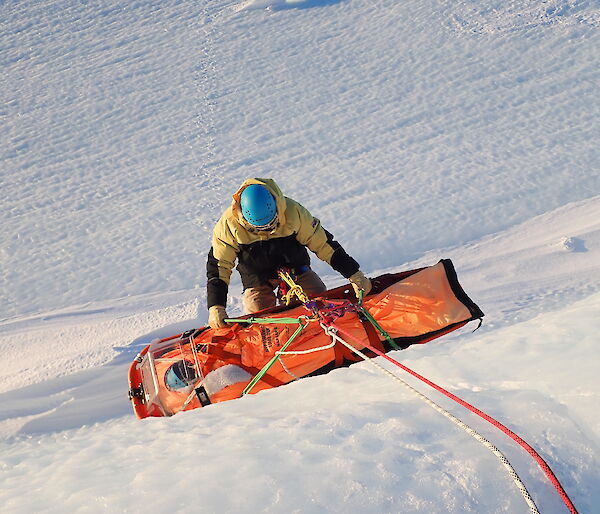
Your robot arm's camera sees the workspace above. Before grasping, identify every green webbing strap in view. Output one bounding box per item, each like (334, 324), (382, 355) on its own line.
(240, 318), (309, 397)
(225, 317), (303, 325)
(357, 290), (401, 351)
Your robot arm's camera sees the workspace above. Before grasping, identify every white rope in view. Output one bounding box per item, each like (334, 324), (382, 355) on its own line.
(278, 357), (300, 381)
(323, 324), (540, 514)
(276, 334), (337, 380)
(275, 339), (336, 355)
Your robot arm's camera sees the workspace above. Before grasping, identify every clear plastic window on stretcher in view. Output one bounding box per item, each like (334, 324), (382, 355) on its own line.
(138, 337), (202, 416)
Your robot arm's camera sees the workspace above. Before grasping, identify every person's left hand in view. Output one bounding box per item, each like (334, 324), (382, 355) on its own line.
(349, 270), (372, 298)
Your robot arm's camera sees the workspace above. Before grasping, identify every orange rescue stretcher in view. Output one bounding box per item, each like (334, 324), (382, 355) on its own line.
(128, 259), (483, 419)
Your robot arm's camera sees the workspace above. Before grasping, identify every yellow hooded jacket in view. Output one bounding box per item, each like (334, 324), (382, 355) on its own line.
(206, 178), (360, 308)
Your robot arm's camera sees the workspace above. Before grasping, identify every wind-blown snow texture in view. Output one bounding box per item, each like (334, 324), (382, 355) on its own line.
(1, 0), (599, 512)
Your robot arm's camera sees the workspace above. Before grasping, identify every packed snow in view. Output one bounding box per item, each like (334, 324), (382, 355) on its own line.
(1, 0), (599, 512)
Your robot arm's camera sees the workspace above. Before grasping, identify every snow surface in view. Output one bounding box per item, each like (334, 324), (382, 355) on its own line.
(1, 0), (600, 512)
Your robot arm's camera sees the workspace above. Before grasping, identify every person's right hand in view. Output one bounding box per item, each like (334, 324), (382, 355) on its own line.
(208, 305), (229, 329)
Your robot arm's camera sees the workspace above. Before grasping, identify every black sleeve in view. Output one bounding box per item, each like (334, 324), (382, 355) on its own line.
(324, 229), (360, 278)
(206, 247), (229, 308)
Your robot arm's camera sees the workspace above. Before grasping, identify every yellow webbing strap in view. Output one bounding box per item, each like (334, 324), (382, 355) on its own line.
(278, 269), (310, 305)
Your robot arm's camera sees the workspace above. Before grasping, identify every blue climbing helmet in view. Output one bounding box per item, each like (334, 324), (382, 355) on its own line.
(165, 360), (197, 391)
(240, 184), (277, 228)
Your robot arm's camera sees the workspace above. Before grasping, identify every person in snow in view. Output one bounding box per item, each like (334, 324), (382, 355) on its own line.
(206, 178), (372, 329)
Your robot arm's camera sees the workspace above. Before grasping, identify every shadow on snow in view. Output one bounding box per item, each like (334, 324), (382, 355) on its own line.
(0, 318), (202, 438)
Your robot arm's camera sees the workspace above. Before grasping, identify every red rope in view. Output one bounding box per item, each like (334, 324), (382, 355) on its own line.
(326, 319), (578, 514)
